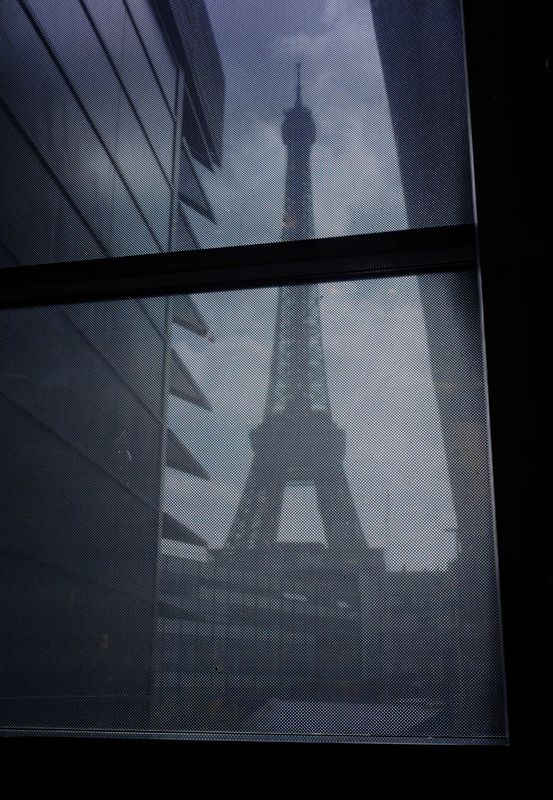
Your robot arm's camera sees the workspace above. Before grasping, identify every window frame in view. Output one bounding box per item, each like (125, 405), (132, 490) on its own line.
(0, 225), (475, 309)
(1, 0), (546, 763)
(459, 0), (546, 763)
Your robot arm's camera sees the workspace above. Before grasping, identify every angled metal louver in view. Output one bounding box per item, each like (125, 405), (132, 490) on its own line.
(166, 427), (209, 480)
(163, 511), (207, 548)
(172, 294), (209, 336)
(170, 347), (212, 410)
(158, 599), (204, 621)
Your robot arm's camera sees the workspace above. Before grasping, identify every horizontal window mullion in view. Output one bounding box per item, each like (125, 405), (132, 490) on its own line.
(0, 225), (476, 309)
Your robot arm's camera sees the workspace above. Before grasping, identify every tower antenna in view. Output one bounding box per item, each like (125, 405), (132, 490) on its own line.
(296, 62), (302, 105)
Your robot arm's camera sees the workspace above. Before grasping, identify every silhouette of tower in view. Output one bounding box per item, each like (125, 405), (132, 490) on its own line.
(223, 67), (371, 566)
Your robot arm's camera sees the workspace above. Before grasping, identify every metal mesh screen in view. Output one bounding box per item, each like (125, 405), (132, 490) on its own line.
(1, 0), (470, 271)
(0, 270), (507, 742)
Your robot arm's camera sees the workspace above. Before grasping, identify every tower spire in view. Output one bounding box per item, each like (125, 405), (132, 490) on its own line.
(281, 64), (316, 240)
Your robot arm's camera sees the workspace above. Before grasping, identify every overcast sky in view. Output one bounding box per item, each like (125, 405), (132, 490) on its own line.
(164, 1), (459, 570)
(187, 0), (407, 247)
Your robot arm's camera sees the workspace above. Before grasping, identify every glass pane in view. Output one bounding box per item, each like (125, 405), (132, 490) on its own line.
(1, 0), (470, 270)
(0, 270), (507, 742)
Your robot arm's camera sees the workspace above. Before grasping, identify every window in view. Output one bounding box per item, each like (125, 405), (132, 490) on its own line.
(1, 0), (536, 749)
(0, 251), (508, 742)
(2, 0), (470, 293)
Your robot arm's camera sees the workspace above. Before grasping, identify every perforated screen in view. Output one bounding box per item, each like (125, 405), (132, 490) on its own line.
(1, 0), (470, 273)
(0, 269), (507, 742)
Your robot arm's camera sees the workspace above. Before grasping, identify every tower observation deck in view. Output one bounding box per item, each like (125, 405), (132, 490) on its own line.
(223, 67), (376, 568)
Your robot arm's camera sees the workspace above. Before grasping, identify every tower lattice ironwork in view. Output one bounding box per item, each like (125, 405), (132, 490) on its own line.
(224, 66), (370, 564)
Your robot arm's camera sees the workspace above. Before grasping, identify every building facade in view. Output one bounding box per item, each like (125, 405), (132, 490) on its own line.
(0, 0), (224, 728)
(370, 0), (505, 732)
(154, 547), (458, 732)
(154, 546), (386, 730)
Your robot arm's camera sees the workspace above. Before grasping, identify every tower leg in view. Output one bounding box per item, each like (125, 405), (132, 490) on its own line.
(226, 459), (285, 550)
(316, 470), (368, 559)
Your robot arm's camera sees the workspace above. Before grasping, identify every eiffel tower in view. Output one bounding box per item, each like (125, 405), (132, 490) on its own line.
(223, 66), (371, 567)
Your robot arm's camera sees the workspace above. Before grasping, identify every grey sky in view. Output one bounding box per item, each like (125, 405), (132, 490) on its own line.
(188, 0), (407, 247)
(164, 1), (459, 570)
